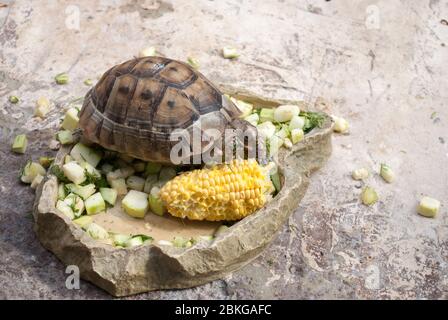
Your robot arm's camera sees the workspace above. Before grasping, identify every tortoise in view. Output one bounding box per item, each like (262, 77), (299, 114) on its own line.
(79, 56), (259, 164)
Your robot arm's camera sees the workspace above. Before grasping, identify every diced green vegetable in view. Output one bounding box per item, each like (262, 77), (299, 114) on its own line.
(39, 156), (54, 168)
(56, 200), (75, 219)
(62, 162), (86, 185)
(12, 134), (27, 154)
(58, 183), (66, 200)
(101, 163), (114, 174)
(111, 233), (131, 247)
(149, 194), (165, 216)
(57, 130), (74, 145)
(157, 240), (173, 246)
(273, 105), (300, 123)
(35, 97), (51, 118)
(257, 121), (276, 140)
(145, 162), (162, 175)
(159, 167), (176, 181)
(138, 46), (156, 58)
(61, 107), (79, 131)
(110, 178), (127, 195)
(85, 223), (109, 240)
(54, 73), (69, 85)
(126, 175), (145, 191)
(63, 193), (85, 217)
(196, 235), (214, 243)
(231, 97), (253, 118)
(259, 108), (275, 123)
(268, 135), (284, 156)
(133, 161), (146, 173)
(70, 143), (102, 168)
(65, 183), (96, 200)
(380, 164), (394, 183)
(352, 168), (369, 180)
(85, 192), (106, 215)
(244, 113), (259, 126)
(172, 236), (193, 248)
(122, 190), (149, 218)
(283, 137), (292, 149)
(125, 236), (144, 247)
(222, 46), (239, 59)
(73, 215), (93, 229)
(289, 115), (305, 130)
(361, 187), (378, 206)
(187, 56), (200, 69)
(31, 174), (44, 189)
(100, 187), (117, 206)
(83, 78), (93, 86)
(21, 161), (46, 184)
(275, 125), (290, 139)
(143, 174), (158, 193)
(290, 128), (304, 144)
(9, 95), (19, 104)
(81, 161), (101, 179)
(417, 196), (440, 218)
(64, 155), (72, 164)
(214, 225), (229, 237)
(271, 172), (281, 193)
(332, 115), (349, 133)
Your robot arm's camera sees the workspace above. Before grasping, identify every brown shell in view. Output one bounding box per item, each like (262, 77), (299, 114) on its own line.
(79, 57), (241, 163)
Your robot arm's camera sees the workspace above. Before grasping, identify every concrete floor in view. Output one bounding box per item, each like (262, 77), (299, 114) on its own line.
(0, 0), (447, 299)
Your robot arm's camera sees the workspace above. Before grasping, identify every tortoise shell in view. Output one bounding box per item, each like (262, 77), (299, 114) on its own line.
(79, 56), (242, 163)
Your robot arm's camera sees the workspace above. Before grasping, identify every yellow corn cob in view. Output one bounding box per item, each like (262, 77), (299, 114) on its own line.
(160, 159), (275, 221)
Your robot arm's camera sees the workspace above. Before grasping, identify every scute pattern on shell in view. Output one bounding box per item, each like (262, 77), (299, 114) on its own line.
(78, 57), (233, 163)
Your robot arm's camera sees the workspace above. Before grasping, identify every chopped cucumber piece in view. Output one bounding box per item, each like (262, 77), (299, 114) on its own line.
(9, 95), (19, 104)
(110, 178), (127, 195)
(62, 162), (86, 185)
(58, 183), (66, 200)
(126, 175), (145, 191)
(85, 192), (106, 215)
(125, 236), (144, 247)
(159, 166), (176, 181)
(21, 161), (46, 184)
(244, 113), (259, 126)
(35, 97), (52, 118)
(222, 46), (240, 59)
(63, 193), (85, 217)
(196, 235), (214, 243)
(56, 200), (75, 219)
(231, 97), (253, 118)
(61, 107), (79, 131)
(39, 156), (54, 168)
(257, 121), (276, 140)
(64, 155), (73, 164)
(138, 46), (156, 58)
(332, 116), (349, 133)
(101, 163), (114, 174)
(157, 240), (173, 246)
(85, 223), (109, 240)
(99, 188), (117, 206)
(187, 56), (200, 69)
(283, 137), (292, 149)
(361, 187), (378, 206)
(65, 183), (96, 200)
(268, 135), (284, 156)
(259, 108), (275, 123)
(54, 73), (69, 85)
(290, 128), (304, 144)
(145, 162), (162, 175)
(172, 236), (193, 248)
(70, 143), (102, 168)
(81, 161), (101, 179)
(214, 225), (229, 237)
(352, 168), (369, 181)
(271, 172), (281, 193)
(417, 196), (440, 218)
(73, 215), (92, 229)
(275, 125), (290, 139)
(12, 134), (27, 154)
(289, 115), (305, 130)
(111, 233), (131, 247)
(380, 164), (394, 183)
(57, 130), (74, 145)
(31, 174), (44, 189)
(149, 194), (165, 216)
(274, 105), (300, 123)
(122, 190), (149, 218)
(133, 161), (146, 173)
(143, 174), (158, 193)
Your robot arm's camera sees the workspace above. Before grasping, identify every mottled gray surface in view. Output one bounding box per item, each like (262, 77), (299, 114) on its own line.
(0, 0), (447, 299)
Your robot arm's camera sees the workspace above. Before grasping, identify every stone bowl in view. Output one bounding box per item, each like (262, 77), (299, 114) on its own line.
(33, 87), (333, 296)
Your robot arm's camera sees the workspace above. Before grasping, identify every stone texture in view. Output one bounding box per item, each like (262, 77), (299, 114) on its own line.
(1, 0), (447, 299)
